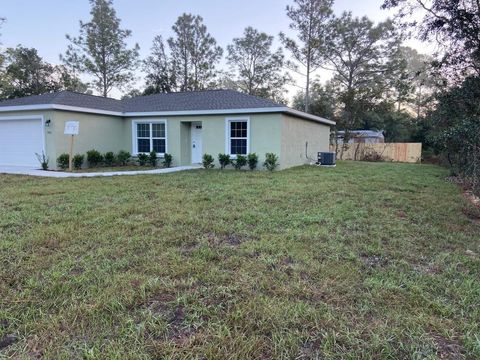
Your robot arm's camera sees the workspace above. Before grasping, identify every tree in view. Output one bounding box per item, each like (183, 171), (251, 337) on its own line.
(428, 76), (480, 195)
(280, 0), (333, 112)
(322, 13), (403, 140)
(0, 46), (58, 99)
(227, 27), (290, 101)
(143, 35), (176, 95)
(0, 46), (88, 99)
(168, 13), (223, 91)
(292, 80), (335, 119)
(62, 0), (139, 97)
(382, 0), (480, 79)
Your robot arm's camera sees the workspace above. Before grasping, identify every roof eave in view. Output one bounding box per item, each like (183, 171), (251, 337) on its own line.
(0, 104), (336, 126)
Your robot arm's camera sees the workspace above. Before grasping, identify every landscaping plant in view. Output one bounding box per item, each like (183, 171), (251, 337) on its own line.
(104, 151), (115, 166)
(73, 154), (84, 170)
(263, 153), (279, 171)
(35, 152), (49, 170)
(202, 154), (215, 169)
(117, 150), (131, 166)
(233, 155), (247, 170)
(56, 153), (69, 170)
(247, 153), (258, 170)
(137, 153), (149, 166)
(163, 153), (173, 168)
(86, 149), (103, 167)
(149, 151), (158, 167)
(218, 153), (231, 169)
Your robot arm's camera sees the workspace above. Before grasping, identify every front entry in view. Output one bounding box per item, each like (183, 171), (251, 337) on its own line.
(191, 122), (203, 164)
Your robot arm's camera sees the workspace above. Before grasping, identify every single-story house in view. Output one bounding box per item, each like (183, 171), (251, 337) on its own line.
(337, 130), (384, 145)
(0, 90), (335, 170)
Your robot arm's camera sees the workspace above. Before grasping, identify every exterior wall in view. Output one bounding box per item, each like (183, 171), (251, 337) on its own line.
(280, 114), (331, 169)
(51, 111), (126, 167)
(125, 113), (283, 168)
(1, 108), (330, 170)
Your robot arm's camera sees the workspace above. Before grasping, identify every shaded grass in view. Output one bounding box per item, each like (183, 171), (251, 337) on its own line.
(0, 161), (479, 359)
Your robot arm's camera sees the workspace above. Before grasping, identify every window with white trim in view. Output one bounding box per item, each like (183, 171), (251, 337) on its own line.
(135, 122), (166, 154)
(227, 119), (249, 156)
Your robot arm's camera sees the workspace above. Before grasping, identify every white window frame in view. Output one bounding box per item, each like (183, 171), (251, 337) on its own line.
(132, 119), (167, 156)
(225, 117), (250, 158)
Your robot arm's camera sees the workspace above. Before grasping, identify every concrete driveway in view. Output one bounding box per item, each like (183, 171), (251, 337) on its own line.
(0, 165), (200, 178)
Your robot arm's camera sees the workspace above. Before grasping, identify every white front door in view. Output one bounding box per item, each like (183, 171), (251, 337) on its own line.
(191, 122), (203, 164)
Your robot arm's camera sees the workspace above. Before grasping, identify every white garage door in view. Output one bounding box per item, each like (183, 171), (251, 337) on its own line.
(0, 118), (44, 166)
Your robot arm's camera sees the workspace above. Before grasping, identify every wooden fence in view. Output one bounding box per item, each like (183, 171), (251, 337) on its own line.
(331, 143), (422, 163)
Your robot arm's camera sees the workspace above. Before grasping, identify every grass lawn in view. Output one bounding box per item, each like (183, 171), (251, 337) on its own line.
(0, 161), (479, 359)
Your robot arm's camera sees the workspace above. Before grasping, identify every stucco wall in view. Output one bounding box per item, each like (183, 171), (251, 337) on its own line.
(51, 111), (126, 166)
(125, 114), (283, 168)
(280, 114), (331, 169)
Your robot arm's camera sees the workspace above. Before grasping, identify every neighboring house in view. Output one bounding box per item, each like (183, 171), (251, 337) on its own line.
(337, 130), (384, 144)
(0, 90), (335, 170)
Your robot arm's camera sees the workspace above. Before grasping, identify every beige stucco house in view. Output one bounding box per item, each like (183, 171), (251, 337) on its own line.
(0, 90), (334, 170)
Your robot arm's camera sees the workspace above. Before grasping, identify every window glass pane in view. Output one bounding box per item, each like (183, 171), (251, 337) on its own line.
(138, 139), (150, 153)
(152, 139), (166, 153)
(230, 121), (247, 138)
(137, 123), (150, 138)
(152, 123), (165, 138)
(230, 139), (247, 155)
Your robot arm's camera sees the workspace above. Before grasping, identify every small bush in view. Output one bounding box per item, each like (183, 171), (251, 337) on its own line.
(202, 154), (215, 169)
(218, 154), (231, 169)
(57, 153), (69, 170)
(149, 151), (157, 167)
(263, 153), (279, 171)
(104, 152), (115, 166)
(362, 150), (383, 162)
(247, 153), (258, 170)
(137, 153), (149, 166)
(163, 153), (173, 168)
(233, 155), (247, 170)
(73, 154), (84, 170)
(35, 152), (49, 170)
(117, 150), (130, 166)
(86, 149), (103, 167)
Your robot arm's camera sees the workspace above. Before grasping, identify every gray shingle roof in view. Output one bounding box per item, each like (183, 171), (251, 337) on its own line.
(0, 89), (282, 113)
(0, 91), (124, 112)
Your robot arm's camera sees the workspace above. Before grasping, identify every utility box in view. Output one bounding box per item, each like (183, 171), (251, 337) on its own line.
(318, 152), (336, 166)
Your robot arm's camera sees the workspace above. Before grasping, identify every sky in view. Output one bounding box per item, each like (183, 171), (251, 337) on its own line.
(0, 0), (432, 100)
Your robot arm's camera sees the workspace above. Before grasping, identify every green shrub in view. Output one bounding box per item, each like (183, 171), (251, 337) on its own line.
(263, 153), (279, 171)
(218, 153), (231, 169)
(56, 153), (69, 170)
(163, 153), (173, 168)
(73, 154), (84, 170)
(149, 151), (157, 167)
(104, 151), (115, 166)
(233, 155), (247, 170)
(247, 153), (258, 170)
(137, 153), (149, 166)
(202, 154), (215, 169)
(86, 149), (103, 167)
(117, 150), (130, 166)
(35, 152), (49, 170)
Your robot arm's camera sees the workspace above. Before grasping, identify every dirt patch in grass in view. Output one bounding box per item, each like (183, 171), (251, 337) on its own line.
(0, 335), (17, 350)
(431, 332), (465, 360)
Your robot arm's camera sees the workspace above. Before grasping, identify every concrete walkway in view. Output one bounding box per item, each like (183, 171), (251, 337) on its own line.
(0, 165), (201, 178)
